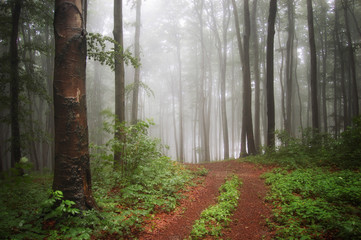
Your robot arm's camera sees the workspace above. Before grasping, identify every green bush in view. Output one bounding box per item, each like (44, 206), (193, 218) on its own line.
(245, 117), (361, 169)
(334, 117), (361, 168)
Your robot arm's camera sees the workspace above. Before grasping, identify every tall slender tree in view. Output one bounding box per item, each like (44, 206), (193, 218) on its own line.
(10, 0), (22, 170)
(241, 0), (256, 156)
(307, 0), (319, 131)
(113, 0), (125, 170)
(131, 0), (142, 124)
(343, 1), (359, 118)
(251, 0), (261, 150)
(285, 0), (295, 135)
(52, 0), (96, 210)
(266, 0), (277, 149)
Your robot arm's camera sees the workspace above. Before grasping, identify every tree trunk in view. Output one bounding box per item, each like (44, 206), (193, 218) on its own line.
(307, 0), (319, 131)
(335, 1), (348, 130)
(131, 0), (142, 124)
(113, 0), (125, 170)
(176, 39), (184, 163)
(266, 0), (277, 149)
(10, 0), (22, 171)
(242, 0), (256, 156)
(251, 0), (261, 151)
(277, 21), (286, 130)
(53, 0), (96, 210)
(343, 2), (359, 118)
(194, 0), (210, 162)
(231, 0), (246, 156)
(285, 0), (295, 135)
(210, 0), (230, 160)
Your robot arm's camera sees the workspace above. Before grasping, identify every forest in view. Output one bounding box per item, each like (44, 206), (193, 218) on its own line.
(0, 0), (361, 239)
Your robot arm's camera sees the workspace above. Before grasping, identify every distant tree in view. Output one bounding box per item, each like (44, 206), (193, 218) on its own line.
(10, 0), (22, 170)
(307, 0), (319, 131)
(52, 0), (97, 210)
(193, 0), (210, 162)
(208, 0), (230, 159)
(113, 0), (126, 170)
(266, 0), (277, 149)
(285, 0), (295, 135)
(131, 0), (142, 124)
(342, 0), (359, 118)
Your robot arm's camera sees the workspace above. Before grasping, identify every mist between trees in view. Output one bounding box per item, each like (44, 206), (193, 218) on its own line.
(1, 0), (360, 170)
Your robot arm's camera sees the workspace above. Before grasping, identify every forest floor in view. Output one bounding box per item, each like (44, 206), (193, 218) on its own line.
(137, 160), (274, 240)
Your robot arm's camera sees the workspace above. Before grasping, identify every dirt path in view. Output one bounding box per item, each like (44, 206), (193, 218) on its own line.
(138, 161), (273, 240)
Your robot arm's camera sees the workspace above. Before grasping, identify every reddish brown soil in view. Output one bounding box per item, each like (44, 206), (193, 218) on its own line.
(138, 160), (274, 240)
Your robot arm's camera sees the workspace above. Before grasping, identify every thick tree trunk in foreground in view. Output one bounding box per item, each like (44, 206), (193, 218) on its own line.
(113, 0), (126, 170)
(10, 0), (22, 170)
(53, 0), (96, 210)
(266, 0), (277, 149)
(307, 0), (319, 131)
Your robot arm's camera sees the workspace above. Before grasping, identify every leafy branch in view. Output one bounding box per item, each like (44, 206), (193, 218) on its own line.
(87, 32), (140, 70)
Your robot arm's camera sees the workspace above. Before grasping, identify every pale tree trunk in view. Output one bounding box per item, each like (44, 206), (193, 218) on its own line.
(176, 39), (184, 163)
(113, 0), (125, 170)
(266, 0), (277, 149)
(194, 0), (210, 162)
(131, 0), (142, 124)
(294, 36), (303, 131)
(277, 21), (286, 130)
(171, 75), (179, 161)
(209, 0), (230, 159)
(53, 0), (96, 210)
(307, 0), (319, 131)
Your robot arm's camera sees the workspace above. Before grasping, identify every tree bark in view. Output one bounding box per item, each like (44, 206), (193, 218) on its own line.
(307, 0), (319, 131)
(10, 0), (22, 170)
(113, 0), (125, 170)
(251, 0), (261, 151)
(53, 0), (96, 210)
(343, 1), (359, 118)
(131, 0), (142, 124)
(176, 38), (184, 163)
(241, 0), (256, 156)
(285, 0), (295, 135)
(266, 0), (277, 149)
(335, 1), (348, 130)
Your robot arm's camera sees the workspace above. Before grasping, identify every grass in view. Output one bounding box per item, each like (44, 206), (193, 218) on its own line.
(189, 175), (242, 239)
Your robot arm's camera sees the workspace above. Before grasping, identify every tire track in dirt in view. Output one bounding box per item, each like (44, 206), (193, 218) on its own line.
(138, 161), (273, 240)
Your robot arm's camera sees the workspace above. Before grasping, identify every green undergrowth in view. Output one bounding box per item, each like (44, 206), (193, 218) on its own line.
(189, 175), (242, 239)
(243, 117), (361, 170)
(263, 168), (361, 239)
(0, 119), (201, 239)
(0, 156), (197, 239)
